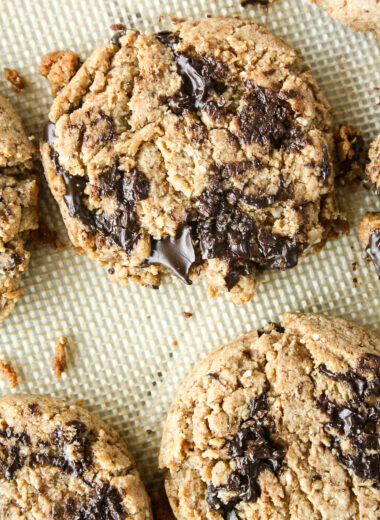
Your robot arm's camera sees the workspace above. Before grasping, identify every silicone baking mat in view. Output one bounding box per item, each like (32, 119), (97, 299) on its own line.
(0, 0), (379, 492)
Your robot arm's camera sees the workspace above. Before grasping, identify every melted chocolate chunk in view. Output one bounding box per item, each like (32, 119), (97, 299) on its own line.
(0, 428), (31, 480)
(156, 31), (180, 48)
(257, 322), (285, 337)
(237, 83), (301, 149)
(44, 124), (150, 256)
(317, 356), (380, 485)
(157, 34), (227, 114)
(367, 229), (380, 278)
(319, 145), (331, 182)
(6, 253), (22, 271)
(44, 120), (56, 146)
(59, 483), (126, 520)
(206, 385), (287, 519)
(242, 175), (294, 209)
(145, 225), (196, 284)
(241, 0), (268, 5)
(110, 24), (127, 47)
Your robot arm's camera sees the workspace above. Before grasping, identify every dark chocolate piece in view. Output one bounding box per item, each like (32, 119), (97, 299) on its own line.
(257, 322), (285, 337)
(6, 253), (22, 271)
(44, 120), (56, 146)
(156, 31), (180, 48)
(237, 83), (301, 149)
(319, 145), (331, 182)
(206, 385), (287, 519)
(145, 225), (196, 284)
(317, 356), (380, 485)
(44, 124), (149, 256)
(367, 229), (380, 278)
(110, 24), (127, 47)
(241, 0), (268, 5)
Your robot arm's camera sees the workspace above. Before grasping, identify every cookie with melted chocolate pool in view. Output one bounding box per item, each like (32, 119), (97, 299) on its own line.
(160, 313), (380, 520)
(0, 394), (152, 519)
(40, 17), (340, 304)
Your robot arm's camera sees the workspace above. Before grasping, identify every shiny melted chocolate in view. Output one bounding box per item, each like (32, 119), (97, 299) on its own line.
(44, 122), (149, 255)
(367, 229), (380, 278)
(317, 354), (380, 485)
(206, 385), (287, 519)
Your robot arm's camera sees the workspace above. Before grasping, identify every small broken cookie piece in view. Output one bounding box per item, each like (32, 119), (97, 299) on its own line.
(160, 312), (380, 520)
(0, 96), (39, 321)
(3, 67), (25, 91)
(52, 335), (67, 378)
(38, 50), (80, 96)
(0, 394), (153, 519)
(0, 359), (18, 388)
(364, 135), (380, 193)
(333, 125), (365, 185)
(358, 212), (380, 278)
(309, 0), (379, 38)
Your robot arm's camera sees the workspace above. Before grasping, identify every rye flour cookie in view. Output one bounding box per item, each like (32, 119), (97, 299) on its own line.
(309, 0), (380, 37)
(160, 312), (380, 520)
(358, 136), (380, 277)
(0, 393), (152, 519)
(0, 96), (39, 320)
(40, 17), (340, 304)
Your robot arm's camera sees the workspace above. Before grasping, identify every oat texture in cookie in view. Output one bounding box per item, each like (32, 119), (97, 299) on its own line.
(40, 17), (340, 304)
(0, 96), (39, 320)
(309, 0), (380, 37)
(0, 393), (153, 519)
(160, 313), (380, 520)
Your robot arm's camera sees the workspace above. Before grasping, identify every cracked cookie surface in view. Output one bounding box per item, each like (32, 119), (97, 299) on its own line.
(310, 0), (380, 37)
(0, 393), (152, 520)
(0, 96), (39, 320)
(40, 17), (339, 304)
(160, 312), (380, 520)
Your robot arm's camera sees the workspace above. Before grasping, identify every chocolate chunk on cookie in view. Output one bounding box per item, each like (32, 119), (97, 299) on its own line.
(0, 393), (153, 519)
(160, 313), (380, 520)
(309, 0), (379, 37)
(0, 96), (39, 321)
(40, 17), (340, 304)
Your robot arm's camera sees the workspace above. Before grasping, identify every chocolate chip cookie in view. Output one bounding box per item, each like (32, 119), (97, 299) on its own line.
(0, 96), (39, 321)
(160, 313), (380, 520)
(358, 136), (380, 277)
(40, 17), (340, 304)
(0, 393), (153, 519)
(309, 0), (380, 37)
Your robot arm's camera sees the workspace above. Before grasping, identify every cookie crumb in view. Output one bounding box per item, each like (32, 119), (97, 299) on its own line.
(3, 67), (25, 90)
(241, 0), (269, 6)
(52, 336), (67, 378)
(182, 311), (193, 318)
(0, 360), (18, 388)
(352, 261), (357, 271)
(151, 488), (176, 520)
(333, 125), (365, 185)
(352, 276), (358, 287)
(38, 50), (79, 96)
(172, 340), (178, 346)
(146, 429), (153, 434)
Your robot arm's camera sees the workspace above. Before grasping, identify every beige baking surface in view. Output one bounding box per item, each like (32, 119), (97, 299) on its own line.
(0, 0), (379, 492)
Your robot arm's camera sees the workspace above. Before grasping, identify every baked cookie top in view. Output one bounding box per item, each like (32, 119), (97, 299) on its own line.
(160, 312), (380, 520)
(0, 96), (39, 320)
(310, 0), (380, 38)
(0, 393), (152, 519)
(40, 17), (339, 304)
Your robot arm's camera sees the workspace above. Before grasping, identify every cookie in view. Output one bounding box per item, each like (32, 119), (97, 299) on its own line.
(357, 136), (380, 277)
(309, 0), (380, 37)
(0, 393), (153, 519)
(0, 96), (39, 320)
(358, 212), (380, 278)
(40, 17), (340, 304)
(160, 312), (380, 520)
